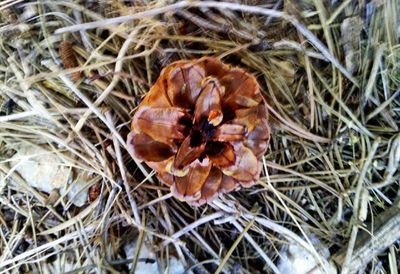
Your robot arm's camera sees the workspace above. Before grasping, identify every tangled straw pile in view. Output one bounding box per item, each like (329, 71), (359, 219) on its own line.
(0, 1), (399, 273)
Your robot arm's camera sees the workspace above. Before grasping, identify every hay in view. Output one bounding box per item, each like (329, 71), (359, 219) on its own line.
(0, 1), (399, 273)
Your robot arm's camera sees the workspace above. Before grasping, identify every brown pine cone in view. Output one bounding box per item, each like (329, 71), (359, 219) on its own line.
(127, 57), (270, 205)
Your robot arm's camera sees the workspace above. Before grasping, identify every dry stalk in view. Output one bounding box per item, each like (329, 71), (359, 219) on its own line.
(332, 203), (400, 274)
(0, 1), (398, 273)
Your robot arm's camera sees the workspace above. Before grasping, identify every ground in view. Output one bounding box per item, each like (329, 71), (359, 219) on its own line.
(0, 1), (399, 274)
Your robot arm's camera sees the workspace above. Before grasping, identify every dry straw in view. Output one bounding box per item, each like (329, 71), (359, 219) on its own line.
(0, 1), (399, 273)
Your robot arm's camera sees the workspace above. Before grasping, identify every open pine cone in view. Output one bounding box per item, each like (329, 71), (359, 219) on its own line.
(127, 57), (270, 205)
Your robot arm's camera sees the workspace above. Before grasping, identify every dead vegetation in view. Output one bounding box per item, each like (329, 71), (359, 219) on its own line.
(0, 1), (399, 273)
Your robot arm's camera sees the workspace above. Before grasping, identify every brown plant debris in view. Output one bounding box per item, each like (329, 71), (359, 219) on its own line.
(0, 1), (399, 273)
(59, 41), (81, 81)
(127, 57), (270, 205)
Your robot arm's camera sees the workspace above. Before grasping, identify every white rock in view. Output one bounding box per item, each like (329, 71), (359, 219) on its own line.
(9, 144), (88, 207)
(124, 241), (186, 274)
(278, 234), (337, 274)
(168, 256), (186, 274)
(21, 5), (37, 21)
(124, 241), (158, 274)
(41, 257), (75, 274)
(65, 172), (91, 207)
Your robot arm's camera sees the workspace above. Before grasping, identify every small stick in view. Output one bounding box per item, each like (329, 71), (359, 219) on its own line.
(339, 139), (380, 274)
(105, 110), (141, 226)
(332, 203), (400, 274)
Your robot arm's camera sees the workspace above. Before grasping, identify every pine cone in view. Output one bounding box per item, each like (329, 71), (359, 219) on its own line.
(127, 57), (270, 205)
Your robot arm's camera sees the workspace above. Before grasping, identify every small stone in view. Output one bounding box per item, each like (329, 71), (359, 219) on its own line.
(10, 144), (88, 207)
(278, 233), (337, 274)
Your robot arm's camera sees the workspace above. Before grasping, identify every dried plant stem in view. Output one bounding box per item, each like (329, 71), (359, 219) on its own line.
(266, 103), (332, 143)
(265, 161), (338, 196)
(363, 45), (385, 106)
(1, 1), (398, 273)
(369, 134), (400, 189)
(332, 203), (400, 274)
(130, 215), (146, 274)
(300, 38), (316, 128)
(231, 220), (281, 274)
(162, 212), (224, 246)
(38, 199), (99, 236)
(41, 59), (150, 178)
(0, 226), (95, 270)
(214, 218), (255, 274)
(56, 1), (357, 85)
(73, 34), (159, 133)
(262, 161), (332, 274)
(169, 207), (219, 259)
(177, 10), (257, 42)
(105, 111), (141, 225)
(0, 111), (37, 122)
(327, 0), (352, 24)
(138, 193), (173, 210)
(340, 139), (380, 274)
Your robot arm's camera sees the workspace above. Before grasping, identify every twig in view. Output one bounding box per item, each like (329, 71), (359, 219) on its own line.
(362, 45), (385, 106)
(265, 161), (339, 196)
(339, 139), (380, 274)
(266, 103), (332, 143)
(73, 34), (159, 133)
(214, 218), (255, 274)
(231, 220), (281, 274)
(369, 133), (400, 189)
(332, 203), (400, 274)
(105, 110), (141, 225)
(162, 212), (224, 246)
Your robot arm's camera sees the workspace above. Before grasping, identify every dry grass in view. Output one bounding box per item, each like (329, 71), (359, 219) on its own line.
(0, 1), (399, 273)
